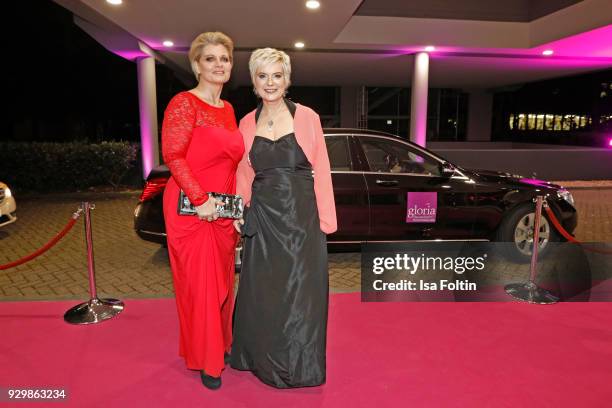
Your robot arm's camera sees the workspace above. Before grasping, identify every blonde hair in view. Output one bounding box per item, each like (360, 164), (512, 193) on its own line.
(188, 32), (234, 80)
(248, 48), (292, 91)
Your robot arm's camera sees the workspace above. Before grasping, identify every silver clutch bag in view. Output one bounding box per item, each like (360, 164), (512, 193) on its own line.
(178, 190), (244, 219)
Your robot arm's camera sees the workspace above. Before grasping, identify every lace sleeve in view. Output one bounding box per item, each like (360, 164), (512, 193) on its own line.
(161, 93), (208, 206)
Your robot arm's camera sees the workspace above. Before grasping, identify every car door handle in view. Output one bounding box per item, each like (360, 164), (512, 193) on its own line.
(375, 179), (399, 186)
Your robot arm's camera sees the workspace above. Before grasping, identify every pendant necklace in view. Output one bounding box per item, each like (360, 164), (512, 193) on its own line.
(265, 103), (285, 136)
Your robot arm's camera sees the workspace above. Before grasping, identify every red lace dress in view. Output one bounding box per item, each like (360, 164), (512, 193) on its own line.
(161, 91), (244, 377)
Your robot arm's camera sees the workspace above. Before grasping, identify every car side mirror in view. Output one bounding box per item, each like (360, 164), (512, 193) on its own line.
(440, 162), (455, 178)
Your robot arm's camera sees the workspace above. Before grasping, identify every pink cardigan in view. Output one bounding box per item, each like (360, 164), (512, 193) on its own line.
(236, 103), (338, 234)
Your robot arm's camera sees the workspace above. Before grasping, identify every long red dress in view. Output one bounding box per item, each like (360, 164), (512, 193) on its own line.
(161, 91), (244, 377)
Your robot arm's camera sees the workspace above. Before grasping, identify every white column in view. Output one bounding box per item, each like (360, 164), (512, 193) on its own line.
(409, 52), (429, 147)
(136, 56), (159, 179)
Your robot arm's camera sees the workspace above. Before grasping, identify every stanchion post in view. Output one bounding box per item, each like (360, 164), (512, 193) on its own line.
(84, 201), (98, 299)
(505, 195), (559, 304)
(64, 202), (125, 324)
(529, 195), (543, 283)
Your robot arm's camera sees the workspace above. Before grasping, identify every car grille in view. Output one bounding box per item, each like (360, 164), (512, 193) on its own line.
(0, 188), (4, 203)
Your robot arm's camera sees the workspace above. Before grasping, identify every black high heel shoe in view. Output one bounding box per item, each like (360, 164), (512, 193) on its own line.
(200, 371), (221, 390)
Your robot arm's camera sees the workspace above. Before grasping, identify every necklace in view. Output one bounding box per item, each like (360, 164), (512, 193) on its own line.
(264, 103), (285, 134)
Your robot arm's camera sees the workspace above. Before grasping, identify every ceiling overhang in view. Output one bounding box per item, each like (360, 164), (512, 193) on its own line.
(54, 0), (612, 89)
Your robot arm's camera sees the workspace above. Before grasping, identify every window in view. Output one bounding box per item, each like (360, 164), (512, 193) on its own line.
(527, 114), (536, 130)
(545, 114), (554, 130)
(509, 112), (593, 132)
(553, 115), (562, 130)
(360, 137), (441, 176)
(324, 136), (351, 171)
(536, 114), (545, 130)
(517, 114), (526, 130)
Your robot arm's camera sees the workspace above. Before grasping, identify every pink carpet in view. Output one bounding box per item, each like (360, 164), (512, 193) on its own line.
(1, 294), (612, 407)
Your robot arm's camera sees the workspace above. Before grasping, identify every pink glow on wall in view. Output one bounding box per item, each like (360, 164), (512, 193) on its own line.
(112, 49), (151, 61)
(608, 138), (612, 148)
(535, 24), (612, 58)
(432, 53), (611, 71)
(395, 24), (612, 60)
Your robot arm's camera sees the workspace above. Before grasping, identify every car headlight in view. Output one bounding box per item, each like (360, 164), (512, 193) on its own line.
(557, 189), (574, 206)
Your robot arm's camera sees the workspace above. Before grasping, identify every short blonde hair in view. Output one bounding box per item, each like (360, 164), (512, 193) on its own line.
(249, 48), (292, 89)
(188, 32), (234, 80)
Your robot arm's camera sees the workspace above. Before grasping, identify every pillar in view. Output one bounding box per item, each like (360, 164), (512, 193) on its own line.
(136, 56), (159, 179)
(410, 52), (429, 147)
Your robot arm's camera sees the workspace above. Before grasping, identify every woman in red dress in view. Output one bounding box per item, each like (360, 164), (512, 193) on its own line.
(161, 32), (244, 390)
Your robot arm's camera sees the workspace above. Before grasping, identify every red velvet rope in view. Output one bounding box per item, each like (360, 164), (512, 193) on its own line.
(0, 217), (79, 270)
(544, 205), (612, 255)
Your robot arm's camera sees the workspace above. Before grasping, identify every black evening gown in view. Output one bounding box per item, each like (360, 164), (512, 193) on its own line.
(230, 131), (329, 388)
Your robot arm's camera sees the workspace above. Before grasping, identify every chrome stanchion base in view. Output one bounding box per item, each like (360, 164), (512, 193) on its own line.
(505, 282), (559, 304)
(64, 297), (124, 325)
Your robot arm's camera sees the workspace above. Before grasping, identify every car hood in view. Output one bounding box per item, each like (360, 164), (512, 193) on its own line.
(465, 168), (563, 190)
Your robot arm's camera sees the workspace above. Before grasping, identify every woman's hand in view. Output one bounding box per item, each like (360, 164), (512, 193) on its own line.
(233, 218), (244, 233)
(195, 198), (224, 222)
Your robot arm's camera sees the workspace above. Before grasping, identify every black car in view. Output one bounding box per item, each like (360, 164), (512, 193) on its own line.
(134, 128), (577, 261)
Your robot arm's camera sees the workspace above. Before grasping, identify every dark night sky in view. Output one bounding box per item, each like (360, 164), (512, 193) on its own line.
(4, 0), (146, 142)
(1, 1), (311, 142)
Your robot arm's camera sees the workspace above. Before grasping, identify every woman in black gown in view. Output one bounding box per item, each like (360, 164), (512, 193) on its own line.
(231, 48), (337, 388)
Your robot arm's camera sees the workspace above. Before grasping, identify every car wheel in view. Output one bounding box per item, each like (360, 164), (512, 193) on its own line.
(496, 203), (557, 262)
